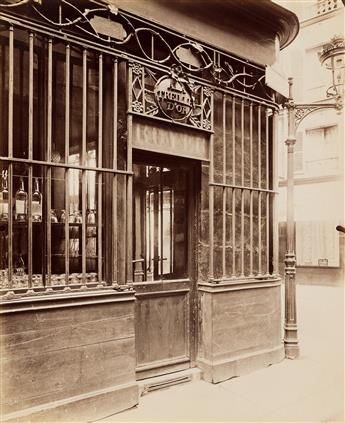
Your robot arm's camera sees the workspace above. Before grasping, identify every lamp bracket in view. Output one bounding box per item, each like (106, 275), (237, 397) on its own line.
(289, 96), (343, 129)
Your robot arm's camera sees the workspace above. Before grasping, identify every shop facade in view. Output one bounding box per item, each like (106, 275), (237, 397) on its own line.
(0, 0), (298, 421)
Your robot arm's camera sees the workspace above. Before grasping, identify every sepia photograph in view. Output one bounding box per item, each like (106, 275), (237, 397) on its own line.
(0, 0), (344, 422)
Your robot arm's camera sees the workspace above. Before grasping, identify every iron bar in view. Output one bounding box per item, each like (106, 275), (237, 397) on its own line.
(258, 191), (262, 276)
(266, 192), (270, 275)
(272, 111), (279, 275)
(81, 48), (87, 284)
(170, 188), (173, 275)
(112, 59), (118, 284)
(0, 156), (133, 175)
(257, 105), (262, 276)
(222, 94), (226, 278)
(249, 190), (253, 276)
(258, 105), (262, 188)
(97, 53), (103, 283)
(209, 131), (214, 282)
(209, 181), (276, 194)
(7, 165), (13, 287)
(265, 108), (270, 276)
(249, 102), (254, 276)
(209, 89), (215, 282)
(64, 43), (70, 285)
(46, 37), (53, 287)
(241, 99), (244, 186)
(241, 188), (244, 277)
(127, 64), (133, 284)
(232, 97), (236, 186)
(27, 31), (34, 288)
(231, 188), (236, 277)
(7, 26), (13, 287)
(160, 169), (163, 278)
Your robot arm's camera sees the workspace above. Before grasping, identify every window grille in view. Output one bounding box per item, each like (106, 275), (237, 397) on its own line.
(0, 24), (130, 296)
(207, 93), (275, 280)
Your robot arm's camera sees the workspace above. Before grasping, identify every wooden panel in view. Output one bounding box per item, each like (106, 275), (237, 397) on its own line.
(0, 301), (136, 414)
(2, 339), (135, 413)
(135, 291), (189, 367)
(211, 285), (281, 360)
(1, 301), (132, 335)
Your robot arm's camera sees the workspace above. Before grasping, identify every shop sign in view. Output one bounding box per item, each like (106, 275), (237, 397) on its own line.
(133, 120), (209, 161)
(154, 68), (194, 121)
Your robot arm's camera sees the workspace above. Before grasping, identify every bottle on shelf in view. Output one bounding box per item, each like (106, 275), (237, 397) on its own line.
(32, 177), (42, 222)
(15, 177), (27, 221)
(0, 170), (9, 221)
(15, 253), (25, 277)
(50, 209), (58, 223)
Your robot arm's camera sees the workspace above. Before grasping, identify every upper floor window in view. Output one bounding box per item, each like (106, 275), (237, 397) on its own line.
(304, 125), (339, 175)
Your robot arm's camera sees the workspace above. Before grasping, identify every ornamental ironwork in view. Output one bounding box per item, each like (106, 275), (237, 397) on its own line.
(0, 0), (273, 101)
(130, 63), (213, 130)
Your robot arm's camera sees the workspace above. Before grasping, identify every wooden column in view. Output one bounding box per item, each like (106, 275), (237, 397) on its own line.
(284, 77), (299, 359)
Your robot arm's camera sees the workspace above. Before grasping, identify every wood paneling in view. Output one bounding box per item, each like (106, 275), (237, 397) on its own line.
(135, 291), (189, 368)
(197, 281), (283, 382)
(0, 297), (136, 414)
(212, 285), (281, 359)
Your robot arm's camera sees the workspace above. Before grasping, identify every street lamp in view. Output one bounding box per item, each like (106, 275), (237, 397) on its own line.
(283, 35), (344, 359)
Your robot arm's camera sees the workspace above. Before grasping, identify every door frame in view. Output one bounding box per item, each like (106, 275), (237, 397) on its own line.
(132, 150), (200, 376)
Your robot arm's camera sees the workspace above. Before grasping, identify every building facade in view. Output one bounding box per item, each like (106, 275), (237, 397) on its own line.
(0, 0), (298, 421)
(277, 0), (344, 285)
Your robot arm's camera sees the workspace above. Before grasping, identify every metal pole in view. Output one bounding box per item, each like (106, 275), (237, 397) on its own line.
(284, 77), (299, 359)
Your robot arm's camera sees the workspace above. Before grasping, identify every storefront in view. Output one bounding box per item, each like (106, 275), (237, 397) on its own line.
(0, 0), (299, 421)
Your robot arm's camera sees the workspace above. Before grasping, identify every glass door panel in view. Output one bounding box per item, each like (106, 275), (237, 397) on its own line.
(133, 163), (188, 282)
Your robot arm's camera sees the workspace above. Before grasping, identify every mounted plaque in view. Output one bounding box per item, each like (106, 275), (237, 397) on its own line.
(154, 73), (194, 121)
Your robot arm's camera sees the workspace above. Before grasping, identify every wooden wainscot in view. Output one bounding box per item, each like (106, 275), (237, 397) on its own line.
(197, 278), (284, 383)
(0, 289), (138, 422)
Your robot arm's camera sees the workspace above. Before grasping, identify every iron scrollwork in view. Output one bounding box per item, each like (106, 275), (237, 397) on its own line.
(0, 0), (272, 100)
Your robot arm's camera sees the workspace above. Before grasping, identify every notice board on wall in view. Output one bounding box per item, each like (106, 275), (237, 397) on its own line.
(296, 221), (340, 267)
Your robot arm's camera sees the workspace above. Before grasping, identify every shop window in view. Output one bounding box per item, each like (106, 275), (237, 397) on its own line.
(0, 26), (127, 294)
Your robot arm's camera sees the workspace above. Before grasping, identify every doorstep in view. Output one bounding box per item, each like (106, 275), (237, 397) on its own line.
(137, 368), (203, 396)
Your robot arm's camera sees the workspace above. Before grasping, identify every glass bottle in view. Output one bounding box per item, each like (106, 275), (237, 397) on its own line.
(50, 209), (58, 223)
(15, 177), (27, 221)
(15, 253), (25, 277)
(60, 210), (66, 223)
(0, 170), (9, 221)
(32, 177), (42, 222)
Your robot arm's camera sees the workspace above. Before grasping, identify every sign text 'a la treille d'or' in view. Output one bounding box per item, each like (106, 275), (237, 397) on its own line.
(154, 68), (194, 121)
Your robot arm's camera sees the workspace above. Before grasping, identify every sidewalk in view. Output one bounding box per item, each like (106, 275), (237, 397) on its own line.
(97, 285), (344, 422)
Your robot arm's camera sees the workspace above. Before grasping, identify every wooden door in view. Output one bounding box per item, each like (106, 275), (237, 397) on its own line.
(132, 152), (198, 380)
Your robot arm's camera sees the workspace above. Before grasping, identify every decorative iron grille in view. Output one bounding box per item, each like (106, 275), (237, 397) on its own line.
(0, 0), (274, 103)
